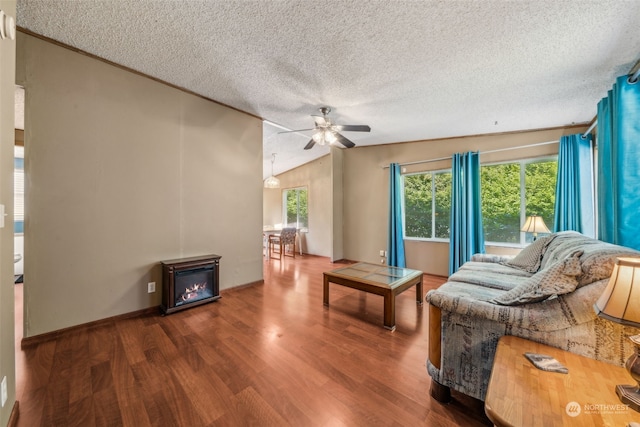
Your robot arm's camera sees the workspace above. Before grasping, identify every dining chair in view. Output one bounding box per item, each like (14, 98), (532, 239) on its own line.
(269, 227), (297, 260)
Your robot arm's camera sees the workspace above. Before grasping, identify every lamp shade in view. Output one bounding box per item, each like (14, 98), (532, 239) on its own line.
(263, 175), (280, 188)
(594, 257), (640, 327)
(264, 153), (280, 189)
(520, 215), (551, 234)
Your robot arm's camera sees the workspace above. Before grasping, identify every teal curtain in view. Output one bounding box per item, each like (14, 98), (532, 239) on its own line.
(597, 74), (640, 250)
(449, 152), (484, 275)
(388, 163), (406, 267)
(553, 133), (595, 237)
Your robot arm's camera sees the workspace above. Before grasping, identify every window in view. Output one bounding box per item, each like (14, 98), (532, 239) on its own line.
(404, 170), (451, 240)
(402, 156), (557, 245)
(481, 158), (557, 245)
(282, 187), (308, 229)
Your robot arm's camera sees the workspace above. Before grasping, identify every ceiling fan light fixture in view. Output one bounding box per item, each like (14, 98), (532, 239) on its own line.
(325, 130), (337, 145)
(287, 106), (371, 151)
(312, 131), (324, 145)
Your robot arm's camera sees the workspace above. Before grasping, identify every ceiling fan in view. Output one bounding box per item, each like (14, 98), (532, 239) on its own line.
(279, 107), (371, 150)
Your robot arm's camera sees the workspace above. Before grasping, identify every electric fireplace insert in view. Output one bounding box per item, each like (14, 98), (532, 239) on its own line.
(160, 254), (221, 314)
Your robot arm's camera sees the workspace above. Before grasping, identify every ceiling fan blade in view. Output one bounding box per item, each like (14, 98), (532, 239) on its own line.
(277, 128), (315, 134)
(303, 139), (316, 150)
(334, 132), (356, 148)
(333, 124), (371, 132)
(311, 115), (327, 127)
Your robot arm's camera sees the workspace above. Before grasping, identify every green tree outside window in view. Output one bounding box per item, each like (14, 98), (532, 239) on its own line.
(402, 157), (557, 245)
(284, 187), (308, 228)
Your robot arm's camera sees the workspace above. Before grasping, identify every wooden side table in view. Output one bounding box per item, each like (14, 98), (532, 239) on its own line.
(485, 335), (640, 427)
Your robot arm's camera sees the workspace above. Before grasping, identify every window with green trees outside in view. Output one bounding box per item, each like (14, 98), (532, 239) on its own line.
(481, 158), (557, 244)
(403, 170), (451, 240)
(283, 187), (308, 229)
(402, 157), (557, 245)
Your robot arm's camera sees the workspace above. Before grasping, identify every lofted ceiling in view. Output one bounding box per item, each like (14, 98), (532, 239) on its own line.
(16, 0), (640, 179)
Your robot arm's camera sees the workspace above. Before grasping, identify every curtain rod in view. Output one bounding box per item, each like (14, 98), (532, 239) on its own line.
(582, 120), (597, 138)
(382, 139), (559, 169)
(630, 61), (640, 83)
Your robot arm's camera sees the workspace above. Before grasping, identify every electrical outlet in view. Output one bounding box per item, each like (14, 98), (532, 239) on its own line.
(147, 282), (156, 293)
(1, 376), (7, 407)
(379, 250), (385, 257)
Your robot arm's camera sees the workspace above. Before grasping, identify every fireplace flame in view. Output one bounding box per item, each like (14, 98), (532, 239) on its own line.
(177, 282), (208, 302)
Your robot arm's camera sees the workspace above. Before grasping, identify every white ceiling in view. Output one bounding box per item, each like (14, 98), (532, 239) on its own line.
(16, 0), (640, 178)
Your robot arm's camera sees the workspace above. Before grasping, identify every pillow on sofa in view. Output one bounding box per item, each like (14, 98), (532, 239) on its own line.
(503, 235), (555, 273)
(493, 250), (583, 305)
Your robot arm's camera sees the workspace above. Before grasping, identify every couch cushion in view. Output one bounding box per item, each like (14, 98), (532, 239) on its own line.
(427, 281), (506, 307)
(493, 250), (583, 305)
(426, 277), (610, 332)
(449, 264), (531, 291)
(540, 231), (640, 287)
(457, 261), (533, 277)
(504, 235), (555, 273)
(470, 253), (514, 263)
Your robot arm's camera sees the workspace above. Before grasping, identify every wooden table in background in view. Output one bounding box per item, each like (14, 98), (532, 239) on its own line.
(485, 335), (640, 427)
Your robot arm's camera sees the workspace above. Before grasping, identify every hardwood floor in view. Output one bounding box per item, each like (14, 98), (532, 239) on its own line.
(15, 255), (491, 426)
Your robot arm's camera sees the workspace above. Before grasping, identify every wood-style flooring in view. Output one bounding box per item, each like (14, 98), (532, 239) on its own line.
(14, 255), (491, 426)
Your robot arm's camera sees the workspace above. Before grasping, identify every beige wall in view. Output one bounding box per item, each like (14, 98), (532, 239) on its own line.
(263, 187), (282, 228)
(0, 0), (17, 422)
(263, 154), (333, 257)
(16, 33), (263, 337)
(342, 126), (588, 276)
(330, 147), (344, 261)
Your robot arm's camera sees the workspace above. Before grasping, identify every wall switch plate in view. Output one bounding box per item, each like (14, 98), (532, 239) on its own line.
(147, 282), (156, 293)
(379, 250), (385, 257)
(1, 376), (7, 407)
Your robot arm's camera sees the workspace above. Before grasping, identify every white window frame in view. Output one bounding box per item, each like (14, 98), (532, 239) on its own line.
(481, 155), (557, 248)
(401, 155), (557, 246)
(402, 169), (451, 242)
(281, 186), (308, 229)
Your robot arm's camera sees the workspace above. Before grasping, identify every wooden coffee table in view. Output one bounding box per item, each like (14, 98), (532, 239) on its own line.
(323, 262), (423, 331)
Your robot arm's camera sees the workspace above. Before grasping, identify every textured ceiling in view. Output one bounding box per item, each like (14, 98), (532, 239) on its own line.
(16, 0), (640, 178)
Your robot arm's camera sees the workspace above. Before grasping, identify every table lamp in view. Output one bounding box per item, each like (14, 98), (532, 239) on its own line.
(520, 215), (551, 241)
(593, 257), (640, 412)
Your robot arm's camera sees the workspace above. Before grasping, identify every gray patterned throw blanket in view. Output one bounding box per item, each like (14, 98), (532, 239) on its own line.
(426, 231), (640, 401)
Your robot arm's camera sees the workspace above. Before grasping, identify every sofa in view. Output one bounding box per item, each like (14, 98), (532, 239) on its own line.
(426, 231), (640, 402)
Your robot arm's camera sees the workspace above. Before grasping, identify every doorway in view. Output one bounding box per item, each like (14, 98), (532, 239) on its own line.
(14, 85), (26, 401)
